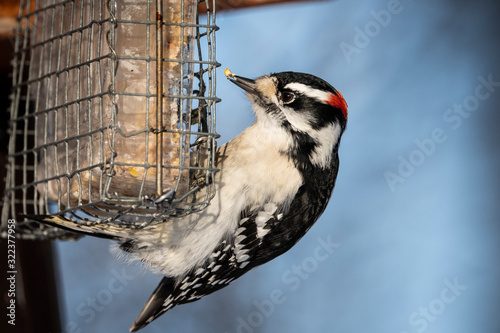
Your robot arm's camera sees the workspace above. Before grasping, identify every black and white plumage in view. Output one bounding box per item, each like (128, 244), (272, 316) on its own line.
(25, 71), (348, 331)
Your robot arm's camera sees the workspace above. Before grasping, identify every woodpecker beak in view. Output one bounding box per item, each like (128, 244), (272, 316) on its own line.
(225, 69), (257, 94)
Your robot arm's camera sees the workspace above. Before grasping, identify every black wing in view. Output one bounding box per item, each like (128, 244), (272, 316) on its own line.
(130, 160), (338, 331)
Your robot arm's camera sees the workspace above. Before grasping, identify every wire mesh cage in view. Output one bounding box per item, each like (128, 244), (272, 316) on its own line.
(1, 0), (220, 240)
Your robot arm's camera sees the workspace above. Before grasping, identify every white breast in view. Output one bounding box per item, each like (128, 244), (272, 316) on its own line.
(125, 120), (303, 277)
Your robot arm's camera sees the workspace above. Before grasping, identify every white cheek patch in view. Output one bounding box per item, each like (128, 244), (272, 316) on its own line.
(309, 123), (341, 168)
(280, 105), (313, 133)
(284, 82), (332, 104)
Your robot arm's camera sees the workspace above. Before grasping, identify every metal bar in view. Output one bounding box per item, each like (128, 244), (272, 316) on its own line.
(155, 0), (164, 199)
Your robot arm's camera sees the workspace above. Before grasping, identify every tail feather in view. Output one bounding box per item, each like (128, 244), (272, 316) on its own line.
(129, 277), (176, 332)
(21, 214), (132, 240)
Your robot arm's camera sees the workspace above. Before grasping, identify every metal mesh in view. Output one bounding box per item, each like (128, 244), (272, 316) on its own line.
(1, 0), (220, 240)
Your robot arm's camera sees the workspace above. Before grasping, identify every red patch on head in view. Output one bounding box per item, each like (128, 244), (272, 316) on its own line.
(325, 91), (348, 119)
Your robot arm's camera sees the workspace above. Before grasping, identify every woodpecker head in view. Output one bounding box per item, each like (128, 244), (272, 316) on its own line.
(226, 70), (348, 169)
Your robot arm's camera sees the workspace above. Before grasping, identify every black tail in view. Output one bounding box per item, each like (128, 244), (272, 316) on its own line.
(129, 277), (176, 332)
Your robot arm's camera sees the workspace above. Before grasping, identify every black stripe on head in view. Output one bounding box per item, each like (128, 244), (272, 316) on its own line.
(282, 94), (341, 130)
(272, 72), (337, 94)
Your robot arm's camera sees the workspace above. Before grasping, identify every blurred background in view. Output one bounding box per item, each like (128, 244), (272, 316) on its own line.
(2, 0), (500, 332)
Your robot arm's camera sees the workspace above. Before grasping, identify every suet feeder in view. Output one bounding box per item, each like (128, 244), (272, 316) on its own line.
(1, 0), (219, 239)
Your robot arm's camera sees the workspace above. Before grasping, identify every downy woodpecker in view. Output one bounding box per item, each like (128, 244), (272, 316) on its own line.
(26, 71), (348, 331)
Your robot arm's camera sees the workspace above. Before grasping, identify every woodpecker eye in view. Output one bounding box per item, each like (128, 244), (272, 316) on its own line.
(281, 92), (295, 104)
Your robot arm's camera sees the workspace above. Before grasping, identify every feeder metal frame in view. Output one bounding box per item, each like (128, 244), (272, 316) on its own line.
(1, 0), (220, 240)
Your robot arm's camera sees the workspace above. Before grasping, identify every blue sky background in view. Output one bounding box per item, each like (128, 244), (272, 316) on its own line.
(56, 1), (500, 332)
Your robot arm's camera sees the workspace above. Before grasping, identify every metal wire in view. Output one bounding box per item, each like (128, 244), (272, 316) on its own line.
(1, 0), (220, 240)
